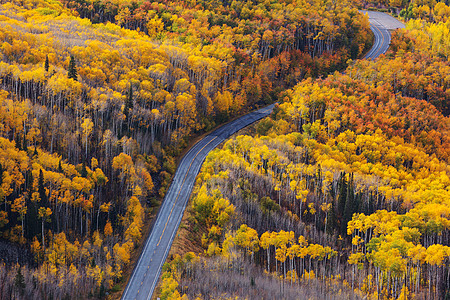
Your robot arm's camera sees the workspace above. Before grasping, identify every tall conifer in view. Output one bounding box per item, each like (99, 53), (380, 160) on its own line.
(68, 55), (77, 81)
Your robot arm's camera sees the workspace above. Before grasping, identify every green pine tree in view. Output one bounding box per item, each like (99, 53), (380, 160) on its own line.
(326, 199), (337, 235)
(15, 267), (25, 296)
(81, 161), (87, 178)
(68, 55), (77, 81)
(15, 134), (22, 151)
(44, 55), (49, 72)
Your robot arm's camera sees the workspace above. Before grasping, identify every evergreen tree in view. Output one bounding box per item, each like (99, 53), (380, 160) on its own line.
(336, 172), (348, 235)
(15, 134), (22, 151)
(68, 55), (77, 81)
(26, 169), (33, 193)
(81, 161), (87, 178)
(15, 267), (25, 296)
(44, 55), (49, 72)
(326, 199), (337, 235)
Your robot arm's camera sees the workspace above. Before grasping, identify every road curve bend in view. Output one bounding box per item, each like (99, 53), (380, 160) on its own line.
(362, 10), (405, 59)
(122, 104), (274, 300)
(122, 11), (404, 300)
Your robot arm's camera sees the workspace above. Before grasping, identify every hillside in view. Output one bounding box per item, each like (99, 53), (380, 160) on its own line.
(160, 4), (450, 300)
(0, 0), (372, 298)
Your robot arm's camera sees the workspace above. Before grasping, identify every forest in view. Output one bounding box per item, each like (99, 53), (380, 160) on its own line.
(0, 0), (373, 298)
(0, 0), (449, 298)
(158, 2), (450, 300)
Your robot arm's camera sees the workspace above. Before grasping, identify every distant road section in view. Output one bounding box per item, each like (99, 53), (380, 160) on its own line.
(121, 104), (274, 300)
(362, 11), (405, 59)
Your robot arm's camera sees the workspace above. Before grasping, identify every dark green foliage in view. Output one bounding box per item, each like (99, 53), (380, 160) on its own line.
(444, 289), (450, 300)
(81, 161), (87, 178)
(25, 169), (33, 193)
(326, 199), (337, 235)
(98, 284), (106, 298)
(15, 134), (22, 151)
(15, 267), (25, 295)
(328, 172), (359, 236)
(44, 55), (49, 72)
(342, 173), (356, 236)
(26, 197), (40, 240)
(68, 55), (77, 80)
(256, 119), (274, 136)
(259, 196), (280, 214)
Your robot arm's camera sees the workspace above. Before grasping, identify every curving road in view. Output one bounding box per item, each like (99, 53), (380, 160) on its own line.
(122, 11), (404, 300)
(364, 22), (390, 59)
(121, 104), (275, 300)
(362, 10), (405, 59)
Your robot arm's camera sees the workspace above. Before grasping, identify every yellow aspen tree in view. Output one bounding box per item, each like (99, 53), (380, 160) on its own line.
(81, 118), (93, 157)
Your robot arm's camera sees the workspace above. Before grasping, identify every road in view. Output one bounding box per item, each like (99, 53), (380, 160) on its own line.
(362, 11), (405, 59)
(122, 11), (404, 300)
(121, 104), (275, 300)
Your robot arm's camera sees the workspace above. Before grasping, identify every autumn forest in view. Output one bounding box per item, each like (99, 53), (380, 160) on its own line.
(0, 0), (448, 298)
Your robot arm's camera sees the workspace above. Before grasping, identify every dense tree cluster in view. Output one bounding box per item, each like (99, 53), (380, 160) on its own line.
(62, 0), (372, 88)
(159, 4), (450, 300)
(0, 87), (151, 298)
(63, 0), (371, 58)
(0, 0), (372, 297)
(359, 0), (450, 23)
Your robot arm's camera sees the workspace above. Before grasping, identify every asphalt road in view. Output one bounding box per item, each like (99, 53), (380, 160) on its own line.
(362, 11), (405, 59)
(122, 11), (404, 300)
(121, 104), (275, 300)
